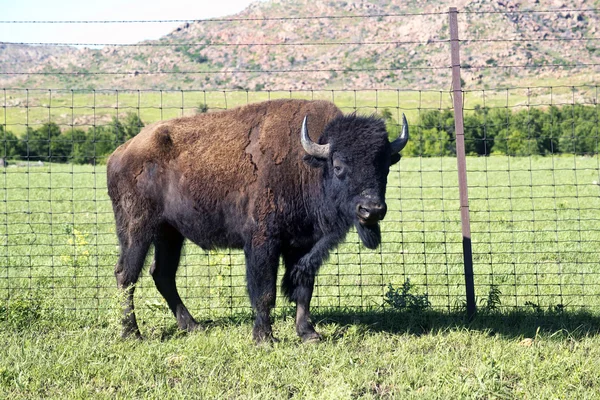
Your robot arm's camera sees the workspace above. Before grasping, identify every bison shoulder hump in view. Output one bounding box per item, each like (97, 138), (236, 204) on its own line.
(153, 125), (172, 147)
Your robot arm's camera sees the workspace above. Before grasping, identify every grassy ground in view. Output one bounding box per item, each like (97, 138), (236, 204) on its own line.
(2, 308), (600, 398)
(1, 156), (600, 397)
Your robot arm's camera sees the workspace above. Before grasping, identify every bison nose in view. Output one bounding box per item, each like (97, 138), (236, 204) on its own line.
(356, 201), (387, 224)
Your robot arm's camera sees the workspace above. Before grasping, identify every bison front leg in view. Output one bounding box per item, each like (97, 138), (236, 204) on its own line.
(245, 242), (280, 343)
(282, 249), (321, 342)
(283, 235), (343, 342)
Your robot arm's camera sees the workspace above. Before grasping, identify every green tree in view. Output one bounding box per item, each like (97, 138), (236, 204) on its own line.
(559, 119), (599, 155)
(83, 126), (122, 164)
(558, 105), (599, 155)
(404, 127), (454, 157)
(62, 129), (92, 164)
(402, 110), (455, 157)
(0, 125), (26, 159)
(122, 113), (145, 141)
(494, 127), (541, 156)
(26, 122), (62, 161)
(464, 112), (489, 155)
(110, 112), (145, 145)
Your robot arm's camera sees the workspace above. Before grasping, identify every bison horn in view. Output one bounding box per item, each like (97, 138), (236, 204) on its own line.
(301, 116), (330, 159)
(390, 113), (409, 155)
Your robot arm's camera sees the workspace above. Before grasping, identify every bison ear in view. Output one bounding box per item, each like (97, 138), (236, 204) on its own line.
(303, 154), (327, 168)
(390, 153), (401, 165)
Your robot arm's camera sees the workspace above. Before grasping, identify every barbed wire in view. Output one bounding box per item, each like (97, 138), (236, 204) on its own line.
(0, 40), (448, 47)
(0, 8), (597, 24)
(0, 66), (450, 75)
(2, 37), (600, 47)
(0, 84), (596, 93)
(0, 87), (449, 93)
(462, 63), (600, 69)
(1, 62), (597, 77)
(463, 37), (600, 42)
(0, 11), (447, 24)
(461, 8), (600, 14)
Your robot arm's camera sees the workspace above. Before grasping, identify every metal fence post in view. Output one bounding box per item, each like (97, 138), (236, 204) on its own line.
(449, 7), (476, 318)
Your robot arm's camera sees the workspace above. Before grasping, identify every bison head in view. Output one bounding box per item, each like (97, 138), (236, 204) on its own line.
(301, 113), (408, 249)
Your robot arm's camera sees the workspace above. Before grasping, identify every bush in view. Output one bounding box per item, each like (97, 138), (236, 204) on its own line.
(409, 104), (598, 157)
(383, 280), (431, 312)
(196, 103), (209, 114)
(0, 125), (26, 159)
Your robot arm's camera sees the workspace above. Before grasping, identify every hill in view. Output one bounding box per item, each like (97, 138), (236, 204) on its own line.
(0, 0), (599, 90)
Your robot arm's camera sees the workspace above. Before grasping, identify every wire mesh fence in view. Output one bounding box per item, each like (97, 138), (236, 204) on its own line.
(462, 85), (600, 311)
(1, 6), (599, 323)
(0, 88), (467, 320)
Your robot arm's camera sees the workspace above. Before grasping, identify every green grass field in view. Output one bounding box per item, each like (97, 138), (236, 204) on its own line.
(3, 85), (598, 135)
(1, 155), (600, 398)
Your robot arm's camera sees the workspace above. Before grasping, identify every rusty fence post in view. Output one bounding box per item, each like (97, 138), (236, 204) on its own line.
(449, 7), (476, 318)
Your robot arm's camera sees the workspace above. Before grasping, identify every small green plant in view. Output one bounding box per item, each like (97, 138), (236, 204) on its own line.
(60, 227), (91, 268)
(480, 284), (502, 312)
(524, 301), (543, 313)
(0, 297), (42, 330)
(524, 301), (566, 314)
(196, 103), (209, 114)
(383, 279), (431, 312)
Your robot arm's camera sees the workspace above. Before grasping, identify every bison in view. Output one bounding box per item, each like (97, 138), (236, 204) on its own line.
(107, 99), (408, 342)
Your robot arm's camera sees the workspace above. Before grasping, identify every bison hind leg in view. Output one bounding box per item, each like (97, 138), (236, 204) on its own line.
(150, 223), (201, 333)
(115, 234), (152, 339)
(245, 242), (280, 343)
(112, 195), (157, 339)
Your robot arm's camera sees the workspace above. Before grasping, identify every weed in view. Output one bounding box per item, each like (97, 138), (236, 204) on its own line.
(383, 280), (431, 312)
(195, 102), (209, 114)
(0, 296), (42, 330)
(480, 284), (502, 312)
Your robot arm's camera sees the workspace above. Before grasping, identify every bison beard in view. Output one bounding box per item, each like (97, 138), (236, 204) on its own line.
(107, 99), (408, 344)
(356, 222), (382, 250)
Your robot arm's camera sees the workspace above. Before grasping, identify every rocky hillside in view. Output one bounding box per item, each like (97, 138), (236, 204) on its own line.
(1, 0), (598, 90)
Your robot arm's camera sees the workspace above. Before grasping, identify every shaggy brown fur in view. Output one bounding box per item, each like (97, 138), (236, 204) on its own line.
(108, 99), (344, 341)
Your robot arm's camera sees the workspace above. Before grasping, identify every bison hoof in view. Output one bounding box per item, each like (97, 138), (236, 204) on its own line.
(182, 322), (204, 333)
(253, 329), (279, 344)
(121, 328), (143, 340)
(176, 314), (203, 333)
(301, 331), (323, 343)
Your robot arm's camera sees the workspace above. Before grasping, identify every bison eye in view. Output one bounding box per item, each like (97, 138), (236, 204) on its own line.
(332, 158), (347, 179)
(333, 165), (345, 178)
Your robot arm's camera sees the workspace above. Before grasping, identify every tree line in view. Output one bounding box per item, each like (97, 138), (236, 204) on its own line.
(1, 105), (598, 164)
(0, 113), (144, 164)
(384, 104), (599, 157)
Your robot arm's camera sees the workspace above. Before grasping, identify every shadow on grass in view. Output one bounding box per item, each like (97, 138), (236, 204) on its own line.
(165, 307), (600, 341)
(308, 308), (600, 340)
(3, 300), (600, 341)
